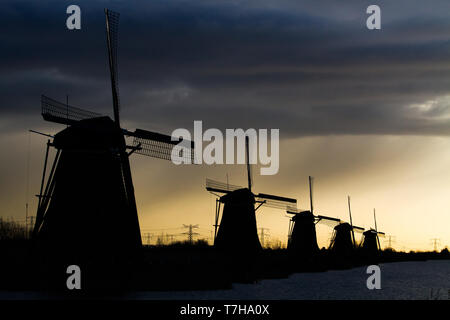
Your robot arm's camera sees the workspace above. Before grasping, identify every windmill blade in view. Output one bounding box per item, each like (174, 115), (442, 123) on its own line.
(105, 9), (121, 124)
(205, 179), (297, 210)
(347, 196), (356, 246)
(256, 193), (297, 210)
(129, 128), (195, 162)
(316, 215), (341, 228)
(377, 231), (386, 238)
(257, 193), (297, 204)
(286, 209), (314, 216)
(352, 225), (365, 233)
(309, 176), (314, 214)
(205, 179), (244, 194)
(317, 215), (341, 222)
(41, 95), (102, 126)
(245, 136), (252, 192)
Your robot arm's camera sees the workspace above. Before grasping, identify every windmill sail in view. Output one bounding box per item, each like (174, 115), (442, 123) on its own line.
(206, 179), (296, 210)
(352, 225), (365, 233)
(206, 178), (243, 194)
(255, 193), (297, 210)
(41, 95), (195, 163)
(316, 215), (342, 228)
(245, 136), (252, 192)
(104, 9), (142, 248)
(309, 176), (314, 213)
(130, 128), (195, 163)
(105, 9), (121, 124)
(41, 95), (101, 126)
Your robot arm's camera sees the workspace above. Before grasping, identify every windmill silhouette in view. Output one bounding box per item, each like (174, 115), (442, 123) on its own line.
(360, 209), (385, 254)
(328, 196), (365, 257)
(206, 137), (297, 253)
(32, 9), (194, 280)
(286, 176), (341, 260)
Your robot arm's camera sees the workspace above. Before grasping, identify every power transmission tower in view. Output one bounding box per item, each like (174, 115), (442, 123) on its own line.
(157, 232), (165, 246)
(25, 216), (35, 239)
(165, 234), (175, 244)
(143, 232), (152, 245)
(259, 228), (270, 248)
(182, 224), (199, 244)
(431, 238), (441, 251)
(384, 235), (396, 249)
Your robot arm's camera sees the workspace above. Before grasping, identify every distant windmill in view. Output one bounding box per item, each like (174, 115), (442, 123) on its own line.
(206, 137), (297, 253)
(360, 209), (385, 254)
(286, 176), (341, 259)
(328, 196), (365, 256)
(32, 9), (194, 263)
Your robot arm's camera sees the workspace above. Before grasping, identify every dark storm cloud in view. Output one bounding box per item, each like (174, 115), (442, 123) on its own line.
(2, 0), (450, 136)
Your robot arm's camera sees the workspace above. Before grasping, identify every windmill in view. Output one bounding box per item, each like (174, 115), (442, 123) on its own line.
(206, 137), (297, 253)
(286, 176), (342, 259)
(360, 208), (385, 254)
(32, 9), (194, 267)
(328, 196), (365, 256)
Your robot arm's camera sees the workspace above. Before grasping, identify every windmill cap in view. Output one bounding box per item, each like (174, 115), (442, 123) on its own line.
(53, 116), (123, 151)
(220, 188), (255, 204)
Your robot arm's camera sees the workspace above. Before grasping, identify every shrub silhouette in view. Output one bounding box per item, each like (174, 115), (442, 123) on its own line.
(0, 218), (27, 240)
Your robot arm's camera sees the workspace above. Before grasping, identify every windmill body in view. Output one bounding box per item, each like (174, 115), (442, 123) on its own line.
(329, 223), (355, 256)
(361, 229), (381, 254)
(214, 189), (262, 253)
(287, 210), (319, 258)
(35, 117), (141, 254)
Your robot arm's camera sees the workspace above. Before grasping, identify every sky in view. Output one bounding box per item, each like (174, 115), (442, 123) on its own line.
(1, 0), (450, 251)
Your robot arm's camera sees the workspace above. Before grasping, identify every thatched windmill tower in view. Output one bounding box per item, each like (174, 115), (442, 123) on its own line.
(32, 9), (194, 289)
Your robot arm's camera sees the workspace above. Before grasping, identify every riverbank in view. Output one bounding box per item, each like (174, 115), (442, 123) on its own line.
(0, 240), (448, 293)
